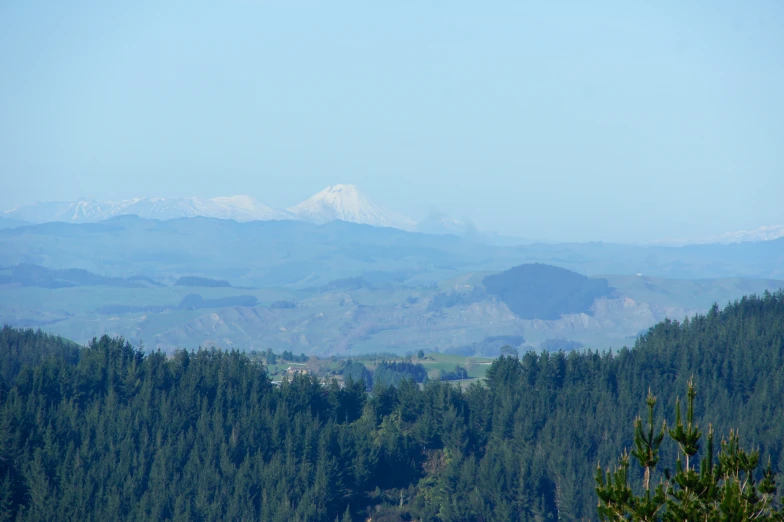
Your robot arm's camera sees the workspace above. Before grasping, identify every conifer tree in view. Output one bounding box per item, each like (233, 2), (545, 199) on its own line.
(0, 471), (14, 522)
(596, 380), (784, 521)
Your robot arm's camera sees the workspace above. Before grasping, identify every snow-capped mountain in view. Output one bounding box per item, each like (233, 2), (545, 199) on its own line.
(3, 199), (115, 223)
(116, 196), (292, 221)
(4, 196), (292, 224)
(203, 196), (292, 221)
(287, 184), (416, 230)
(4, 185), (420, 230)
(648, 225), (784, 246)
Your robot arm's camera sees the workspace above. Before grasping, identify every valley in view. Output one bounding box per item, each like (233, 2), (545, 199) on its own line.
(2, 191), (784, 355)
(3, 3), (783, 519)
(2, 254), (782, 354)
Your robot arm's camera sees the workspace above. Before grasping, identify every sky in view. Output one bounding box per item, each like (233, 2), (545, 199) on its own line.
(1, 1), (783, 243)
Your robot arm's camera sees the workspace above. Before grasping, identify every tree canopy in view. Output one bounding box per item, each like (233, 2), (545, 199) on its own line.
(597, 380), (783, 520)
(1, 290), (783, 520)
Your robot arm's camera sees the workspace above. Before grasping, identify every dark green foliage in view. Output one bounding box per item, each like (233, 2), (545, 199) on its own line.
(415, 290), (784, 520)
(373, 361), (428, 387)
(483, 262), (613, 319)
(263, 348), (277, 364)
(269, 300), (297, 309)
(444, 335), (525, 357)
(177, 293), (257, 310)
(1, 290), (784, 520)
(1, 333), (371, 521)
(314, 277), (373, 293)
(597, 381), (784, 520)
(426, 287), (485, 312)
(438, 365), (468, 381)
(630, 391), (666, 491)
(340, 361), (373, 389)
(0, 263), (159, 288)
(281, 350), (309, 363)
(0, 326), (80, 383)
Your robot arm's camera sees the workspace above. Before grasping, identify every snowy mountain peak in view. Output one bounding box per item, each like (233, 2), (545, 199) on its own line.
(287, 185), (416, 229)
(4, 196), (292, 224)
(4, 185), (417, 230)
(319, 184), (360, 196)
(300, 184), (367, 209)
(3, 198), (112, 224)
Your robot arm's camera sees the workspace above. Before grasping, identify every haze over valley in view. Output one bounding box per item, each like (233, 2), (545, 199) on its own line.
(2, 2), (784, 520)
(5, 183), (784, 246)
(2, 189), (783, 353)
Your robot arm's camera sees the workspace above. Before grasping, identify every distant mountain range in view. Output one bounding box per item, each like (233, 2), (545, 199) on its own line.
(5, 186), (783, 245)
(3, 195), (290, 224)
(3, 184), (431, 232)
(2, 215), (784, 351)
(647, 225), (784, 246)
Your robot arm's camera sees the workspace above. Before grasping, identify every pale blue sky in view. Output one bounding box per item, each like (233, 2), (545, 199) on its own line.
(1, 1), (782, 242)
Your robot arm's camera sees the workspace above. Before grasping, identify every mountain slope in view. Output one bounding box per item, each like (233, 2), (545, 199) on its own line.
(5, 187), (412, 228)
(4, 199), (115, 223)
(112, 196), (292, 221)
(650, 224), (784, 246)
(482, 263), (613, 320)
(287, 184), (416, 229)
(0, 216), (29, 229)
(2, 217), (784, 288)
(4, 196), (292, 223)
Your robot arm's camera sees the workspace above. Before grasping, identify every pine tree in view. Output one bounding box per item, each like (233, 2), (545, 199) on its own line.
(596, 381), (784, 521)
(341, 504), (352, 522)
(0, 470), (14, 522)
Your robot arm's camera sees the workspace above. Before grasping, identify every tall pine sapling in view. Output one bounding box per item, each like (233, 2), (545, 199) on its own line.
(631, 389), (666, 493)
(597, 390), (667, 522)
(596, 380), (784, 521)
(667, 378), (701, 471)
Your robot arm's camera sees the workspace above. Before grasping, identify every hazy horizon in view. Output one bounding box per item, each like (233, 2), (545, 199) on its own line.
(2, 1), (783, 243)
(4, 184), (784, 246)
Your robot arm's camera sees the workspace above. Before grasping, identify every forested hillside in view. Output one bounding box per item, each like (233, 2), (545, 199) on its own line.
(1, 291), (783, 521)
(482, 263), (613, 319)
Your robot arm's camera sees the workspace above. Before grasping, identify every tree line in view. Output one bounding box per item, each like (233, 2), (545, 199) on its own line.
(1, 290), (783, 520)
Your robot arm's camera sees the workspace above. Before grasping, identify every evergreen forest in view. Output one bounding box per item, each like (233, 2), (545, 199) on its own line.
(1, 291), (783, 521)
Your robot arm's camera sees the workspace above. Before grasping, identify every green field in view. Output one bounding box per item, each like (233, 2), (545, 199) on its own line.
(258, 350), (494, 386)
